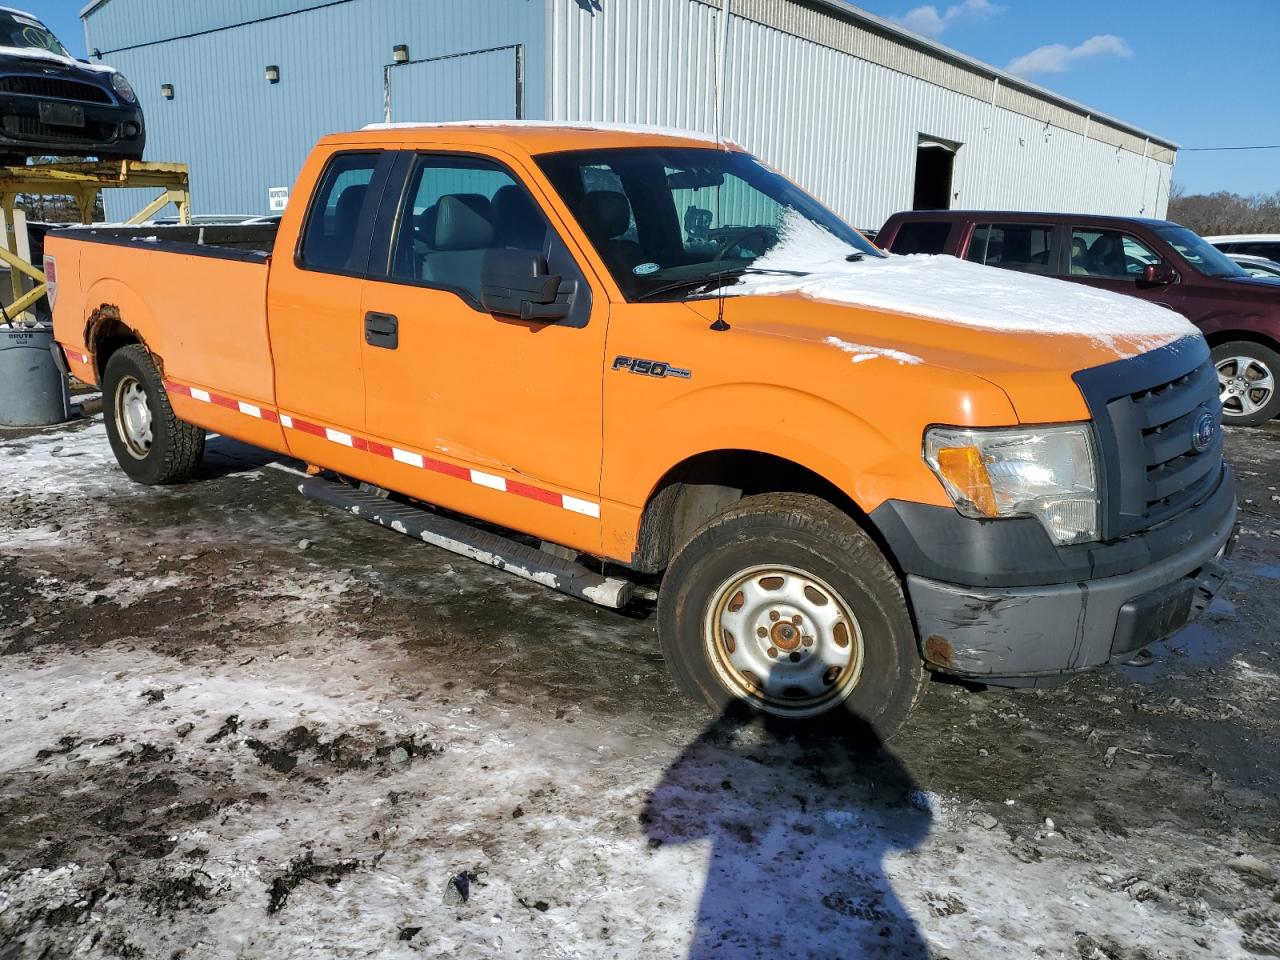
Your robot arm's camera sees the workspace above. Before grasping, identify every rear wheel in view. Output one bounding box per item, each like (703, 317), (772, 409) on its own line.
(1212, 340), (1280, 427)
(657, 493), (926, 740)
(103, 344), (205, 484)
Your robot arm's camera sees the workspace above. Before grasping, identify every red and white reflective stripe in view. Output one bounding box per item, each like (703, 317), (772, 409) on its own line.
(164, 380), (280, 423)
(62, 346), (89, 364)
(163, 379), (600, 519)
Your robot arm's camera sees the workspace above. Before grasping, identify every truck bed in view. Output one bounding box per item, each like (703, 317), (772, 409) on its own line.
(47, 222), (279, 446)
(49, 222), (278, 261)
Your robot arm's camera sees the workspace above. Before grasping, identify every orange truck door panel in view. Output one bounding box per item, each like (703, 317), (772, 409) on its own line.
(266, 149), (397, 473)
(357, 149), (607, 552)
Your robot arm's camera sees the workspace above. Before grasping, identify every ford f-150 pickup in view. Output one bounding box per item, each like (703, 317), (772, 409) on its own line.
(46, 123), (1237, 738)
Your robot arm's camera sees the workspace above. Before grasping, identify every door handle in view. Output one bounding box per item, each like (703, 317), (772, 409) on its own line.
(364, 311), (398, 349)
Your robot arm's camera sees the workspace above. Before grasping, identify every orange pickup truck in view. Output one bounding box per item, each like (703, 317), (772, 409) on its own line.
(47, 123), (1236, 737)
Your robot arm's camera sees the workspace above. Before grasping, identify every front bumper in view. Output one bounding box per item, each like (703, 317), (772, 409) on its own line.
(875, 467), (1237, 684)
(0, 94), (144, 160)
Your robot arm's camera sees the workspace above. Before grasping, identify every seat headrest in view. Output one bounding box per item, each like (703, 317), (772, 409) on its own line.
(492, 184), (545, 249)
(334, 183), (368, 233)
(428, 194), (494, 251)
(582, 191), (632, 241)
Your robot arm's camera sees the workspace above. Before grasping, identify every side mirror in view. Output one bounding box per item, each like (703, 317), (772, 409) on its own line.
(1141, 262), (1177, 286)
(481, 248), (570, 321)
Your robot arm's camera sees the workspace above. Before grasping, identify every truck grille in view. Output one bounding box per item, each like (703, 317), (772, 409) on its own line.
(1073, 338), (1224, 540)
(0, 76), (112, 104)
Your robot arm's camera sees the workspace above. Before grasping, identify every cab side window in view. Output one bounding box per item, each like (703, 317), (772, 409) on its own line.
(388, 155), (551, 306)
(1069, 228), (1159, 280)
(889, 221), (950, 255)
(299, 152), (381, 273)
(966, 223), (1054, 274)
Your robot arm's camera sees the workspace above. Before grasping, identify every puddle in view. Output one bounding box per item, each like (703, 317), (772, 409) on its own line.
(1116, 596), (1240, 684)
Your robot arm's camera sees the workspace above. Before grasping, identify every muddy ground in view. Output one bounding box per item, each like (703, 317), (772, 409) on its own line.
(1, 411), (1278, 959)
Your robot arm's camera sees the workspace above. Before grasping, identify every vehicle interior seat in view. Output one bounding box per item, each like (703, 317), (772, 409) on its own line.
(418, 193), (495, 294)
(1070, 237), (1089, 275)
(314, 182), (367, 270)
(1086, 233), (1125, 277)
(580, 190), (645, 273)
(491, 184), (547, 252)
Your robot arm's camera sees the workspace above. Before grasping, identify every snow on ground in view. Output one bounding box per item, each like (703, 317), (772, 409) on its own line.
(2, 416), (1279, 958)
(730, 210), (1198, 355)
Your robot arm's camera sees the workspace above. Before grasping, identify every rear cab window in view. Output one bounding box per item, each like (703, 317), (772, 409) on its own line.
(886, 220), (951, 255)
(298, 151), (390, 275)
(965, 223), (1055, 274)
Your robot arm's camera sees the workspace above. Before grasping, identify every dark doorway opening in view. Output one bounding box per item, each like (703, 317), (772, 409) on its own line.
(912, 137), (958, 211)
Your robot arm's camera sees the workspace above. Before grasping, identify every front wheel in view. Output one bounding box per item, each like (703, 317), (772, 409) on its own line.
(657, 493), (926, 740)
(103, 343), (205, 484)
(1212, 340), (1280, 427)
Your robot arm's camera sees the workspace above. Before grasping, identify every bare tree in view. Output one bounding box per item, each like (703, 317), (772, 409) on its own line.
(1168, 185), (1280, 235)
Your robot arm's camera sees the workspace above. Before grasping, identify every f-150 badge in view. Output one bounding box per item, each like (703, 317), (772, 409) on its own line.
(612, 356), (692, 380)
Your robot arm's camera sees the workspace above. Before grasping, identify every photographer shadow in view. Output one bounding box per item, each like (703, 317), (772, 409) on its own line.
(642, 706), (930, 959)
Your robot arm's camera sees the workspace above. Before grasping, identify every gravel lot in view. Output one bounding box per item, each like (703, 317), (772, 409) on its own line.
(1, 412), (1278, 959)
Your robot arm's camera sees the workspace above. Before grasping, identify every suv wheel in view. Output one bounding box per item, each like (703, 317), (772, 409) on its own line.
(657, 493), (926, 740)
(1213, 340), (1280, 427)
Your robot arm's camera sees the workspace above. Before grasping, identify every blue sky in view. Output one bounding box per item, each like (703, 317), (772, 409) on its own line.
(21, 0), (1279, 196)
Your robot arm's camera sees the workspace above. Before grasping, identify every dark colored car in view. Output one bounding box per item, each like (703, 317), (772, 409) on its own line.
(877, 210), (1280, 427)
(0, 8), (144, 163)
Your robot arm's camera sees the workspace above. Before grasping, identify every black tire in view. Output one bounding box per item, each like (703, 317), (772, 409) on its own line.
(657, 493), (927, 741)
(1211, 340), (1280, 427)
(102, 344), (205, 484)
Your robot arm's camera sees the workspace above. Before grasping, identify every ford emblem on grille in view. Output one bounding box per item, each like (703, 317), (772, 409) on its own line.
(1191, 408), (1216, 453)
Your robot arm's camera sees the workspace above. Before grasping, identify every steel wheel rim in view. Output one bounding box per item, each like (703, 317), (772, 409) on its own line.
(1216, 355), (1275, 417)
(115, 375), (153, 459)
(703, 564), (865, 718)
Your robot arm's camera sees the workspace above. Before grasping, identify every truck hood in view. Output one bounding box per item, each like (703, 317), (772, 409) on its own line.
(718, 247), (1202, 423)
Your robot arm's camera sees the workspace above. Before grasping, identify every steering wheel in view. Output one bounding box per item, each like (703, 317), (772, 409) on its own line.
(710, 228), (774, 263)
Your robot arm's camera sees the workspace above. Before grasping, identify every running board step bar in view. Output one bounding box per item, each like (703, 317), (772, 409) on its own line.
(298, 477), (634, 609)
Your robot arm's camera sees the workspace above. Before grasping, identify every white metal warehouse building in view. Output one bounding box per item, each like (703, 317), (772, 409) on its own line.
(81, 0), (1178, 226)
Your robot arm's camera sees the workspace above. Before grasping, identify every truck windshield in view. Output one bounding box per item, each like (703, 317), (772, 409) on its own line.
(1155, 224), (1248, 279)
(536, 146), (881, 301)
(0, 11), (70, 57)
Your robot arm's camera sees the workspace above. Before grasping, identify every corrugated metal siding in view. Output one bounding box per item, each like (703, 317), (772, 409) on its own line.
(85, 0), (354, 55)
(89, 0), (545, 218)
(548, 1), (1172, 228)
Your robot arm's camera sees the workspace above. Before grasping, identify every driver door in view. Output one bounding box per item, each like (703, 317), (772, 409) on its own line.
(1062, 226), (1172, 307)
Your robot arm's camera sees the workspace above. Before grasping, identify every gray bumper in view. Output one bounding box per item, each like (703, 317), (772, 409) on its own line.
(906, 498), (1237, 682)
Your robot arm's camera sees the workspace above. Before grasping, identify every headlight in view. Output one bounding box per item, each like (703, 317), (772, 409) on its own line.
(111, 72), (137, 103)
(924, 424), (1099, 546)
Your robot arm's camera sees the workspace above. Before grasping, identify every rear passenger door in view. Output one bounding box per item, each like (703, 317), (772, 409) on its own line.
(964, 222), (1061, 275)
(356, 150), (608, 551)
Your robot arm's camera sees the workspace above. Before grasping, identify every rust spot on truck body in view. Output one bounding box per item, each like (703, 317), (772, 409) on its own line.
(924, 634), (955, 669)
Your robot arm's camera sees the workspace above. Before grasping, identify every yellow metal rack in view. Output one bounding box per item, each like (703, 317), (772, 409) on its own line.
(0, 159), (190, 320)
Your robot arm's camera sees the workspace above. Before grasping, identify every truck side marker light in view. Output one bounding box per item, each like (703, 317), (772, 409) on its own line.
(163, 378), (601, 519)
(934, 446), (1000, 517)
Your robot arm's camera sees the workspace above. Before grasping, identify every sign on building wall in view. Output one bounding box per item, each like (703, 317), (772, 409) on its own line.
(268, 187), (289, 212)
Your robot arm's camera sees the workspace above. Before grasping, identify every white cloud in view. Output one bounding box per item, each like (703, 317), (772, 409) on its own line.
(897, 0), (1004, 38)
(1006, 34), (1133, 77)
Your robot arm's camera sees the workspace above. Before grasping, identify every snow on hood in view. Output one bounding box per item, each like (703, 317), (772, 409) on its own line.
(0, 45), (118, 74)
(728, 210), (1198, 357)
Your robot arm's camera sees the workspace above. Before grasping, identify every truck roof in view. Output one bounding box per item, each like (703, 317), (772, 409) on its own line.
(345, 120), (741, 154)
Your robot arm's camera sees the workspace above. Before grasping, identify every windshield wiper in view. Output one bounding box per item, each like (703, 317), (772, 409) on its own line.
(635, 267), (807, 302)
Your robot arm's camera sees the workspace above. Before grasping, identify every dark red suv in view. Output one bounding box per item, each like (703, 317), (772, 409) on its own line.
(877, 211), (1280, 426)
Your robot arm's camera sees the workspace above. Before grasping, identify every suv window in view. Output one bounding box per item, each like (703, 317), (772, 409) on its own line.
(1069, 228), (1159, 280)
(388, 154), (552, 306)
(299, 153), (381, 273)
(889, 221), (950, 255)
(1240, 242), (1280, 261)
(966, 223), (1054, 274)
